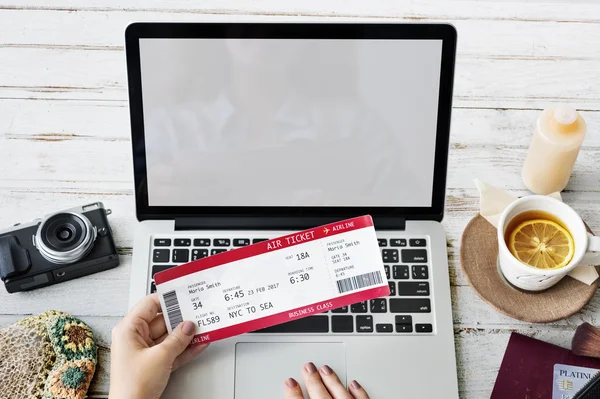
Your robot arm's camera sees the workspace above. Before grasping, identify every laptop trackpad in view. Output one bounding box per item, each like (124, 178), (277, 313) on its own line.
(234, 342), (346, 399)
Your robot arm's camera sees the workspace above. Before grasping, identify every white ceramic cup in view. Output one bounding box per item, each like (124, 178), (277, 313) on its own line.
(497, 195), (600, 291)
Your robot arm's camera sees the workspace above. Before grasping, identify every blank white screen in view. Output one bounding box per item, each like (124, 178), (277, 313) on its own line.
(140, 38), (442, 207)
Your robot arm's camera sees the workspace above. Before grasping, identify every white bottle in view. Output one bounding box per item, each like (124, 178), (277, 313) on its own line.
(522, 105), (587, 194)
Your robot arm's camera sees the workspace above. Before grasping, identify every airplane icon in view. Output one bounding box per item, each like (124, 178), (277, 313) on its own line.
(323, 227), (330, 235)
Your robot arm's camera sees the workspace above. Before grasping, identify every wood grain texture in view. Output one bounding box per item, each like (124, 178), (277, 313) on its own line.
(1, 1), (599, 398)
(2, 47), (600, 109)
(3, 0), (600, 23)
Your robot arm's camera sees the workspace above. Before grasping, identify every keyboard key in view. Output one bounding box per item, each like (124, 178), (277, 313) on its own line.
(331, 316), (354, 333)
(214, 239), (231, 247)
(154, 238), (171, 247)
(172, 249), (189, 263)
(377, 239), (388, 247)
(331, 306), (348, 314)
(194, 239), (211, 247)
(350, 301), (368, 313)
(234, 239), (250, 247)
(356, 316), (373, 333)
(396, 324), (413, 333)
(151, 265), (174, 277)
(409, 239), (427, 247)
(412, 266), (429, 280)
(390, 239), (407, 247)
(174, 238), (191, 247)
(376, 323), (393, 333)
(191, 249), (209, 261)
(384, 265), (390, 279)
(153, 249), (169, 263)
(398, 282), (430, 296)
(392, 265), (409, 280)
(382, 249), (399, 263)
(370, 298), (387, 313)
(256, 316), (329, 333)
(150, 282), (156, 293)
(416, 324), (433, 333)
(388, 282), (396, 296)
(390, 299), (431, 313)
(253, 238), (268, 244)
(211, 249), (227, 255)
(402, 249), (428, 263)
(395, 315), (413, 325)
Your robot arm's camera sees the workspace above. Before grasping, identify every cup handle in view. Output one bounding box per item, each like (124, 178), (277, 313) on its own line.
(580, 234), (600, 266)
(589, 235), (600, 252)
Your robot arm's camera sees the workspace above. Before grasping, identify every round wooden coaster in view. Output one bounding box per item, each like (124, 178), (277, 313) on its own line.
(460, 214), (600, 323)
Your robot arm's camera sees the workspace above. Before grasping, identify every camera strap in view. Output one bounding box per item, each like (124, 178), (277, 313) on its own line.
(0, 236), (31, 281)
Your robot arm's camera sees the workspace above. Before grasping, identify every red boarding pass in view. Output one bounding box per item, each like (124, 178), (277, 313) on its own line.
(155, 215), (389, 345)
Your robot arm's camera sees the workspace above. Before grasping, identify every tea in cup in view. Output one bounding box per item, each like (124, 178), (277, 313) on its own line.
(497, 196), (600, 291)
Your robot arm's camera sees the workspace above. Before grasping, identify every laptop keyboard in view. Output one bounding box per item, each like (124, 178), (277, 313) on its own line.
(148, 235), (435, 335)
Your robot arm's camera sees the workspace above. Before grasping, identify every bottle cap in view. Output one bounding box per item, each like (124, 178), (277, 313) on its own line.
(553, 104), (578, 125)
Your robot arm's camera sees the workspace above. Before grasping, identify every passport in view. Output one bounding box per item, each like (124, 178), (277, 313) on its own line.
(491, 333), (600, 399)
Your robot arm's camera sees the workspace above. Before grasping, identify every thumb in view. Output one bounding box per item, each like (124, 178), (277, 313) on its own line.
(156, 321), (197, 361)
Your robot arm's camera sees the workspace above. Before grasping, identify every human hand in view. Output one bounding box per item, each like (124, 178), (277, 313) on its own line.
(109, 294), (208, 399)
(283, 362), (370, 399)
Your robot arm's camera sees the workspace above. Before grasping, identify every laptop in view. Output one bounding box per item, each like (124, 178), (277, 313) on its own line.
(125, 22), (458, 398)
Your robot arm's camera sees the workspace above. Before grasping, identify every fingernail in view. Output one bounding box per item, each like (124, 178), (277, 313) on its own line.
(320, 365), (333, 375)
(181, 321), (195, 336)
(350, 380), (362, 390)
(304, 362), (317, 373)
(285, 378), (298, 388)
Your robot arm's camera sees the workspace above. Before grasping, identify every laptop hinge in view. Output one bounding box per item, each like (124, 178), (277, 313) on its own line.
(174, 216), (406, 231)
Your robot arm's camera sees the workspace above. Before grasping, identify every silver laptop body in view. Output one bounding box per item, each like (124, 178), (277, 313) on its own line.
(125, 22), (459, 398)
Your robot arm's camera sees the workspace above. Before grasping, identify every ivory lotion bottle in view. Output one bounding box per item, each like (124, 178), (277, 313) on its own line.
(522, 105), (587, 194)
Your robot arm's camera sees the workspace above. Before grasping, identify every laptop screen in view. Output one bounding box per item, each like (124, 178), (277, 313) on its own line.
(139, 38), (443, 208)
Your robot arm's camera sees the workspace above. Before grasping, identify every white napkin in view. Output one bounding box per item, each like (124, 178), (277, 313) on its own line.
(475, 178), (599, 285)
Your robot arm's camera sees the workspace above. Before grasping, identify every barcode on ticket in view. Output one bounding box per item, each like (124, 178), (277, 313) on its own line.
(336, 271), (383, 294)
(163, 290), (183, 330)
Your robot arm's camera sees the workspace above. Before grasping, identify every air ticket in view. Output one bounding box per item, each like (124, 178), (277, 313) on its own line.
(155, 215), (389, 345)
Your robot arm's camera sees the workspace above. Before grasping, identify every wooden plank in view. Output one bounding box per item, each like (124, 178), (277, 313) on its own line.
(3, 100), (600, 148)
(0, 136), (132, 185)
(0, 99), (130, 139)
(1, 48), (600, 109)
(452, 285), (600, 327)
(2, 0), (600, 23)
(0, 260), (131, 317)
(450, 109), (600, 147)
(446, 146), (600, 192)
(2, 10), (600, 62)
(1, 135), (598, 195)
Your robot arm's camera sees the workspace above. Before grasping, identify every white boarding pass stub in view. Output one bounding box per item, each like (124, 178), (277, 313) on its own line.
(154, 215), (389, 345)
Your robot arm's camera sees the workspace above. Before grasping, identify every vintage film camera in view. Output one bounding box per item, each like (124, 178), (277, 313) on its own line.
(0, 202), (119, 293)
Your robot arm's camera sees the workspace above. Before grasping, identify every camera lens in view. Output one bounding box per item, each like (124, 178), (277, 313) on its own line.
(57, 226), (73, 241)
(35, 212), (96, 264)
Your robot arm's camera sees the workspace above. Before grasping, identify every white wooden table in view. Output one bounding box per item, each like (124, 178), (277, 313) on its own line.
(1, 1), (599, 397)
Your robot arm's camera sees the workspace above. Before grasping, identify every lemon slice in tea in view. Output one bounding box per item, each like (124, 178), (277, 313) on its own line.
(508, 219), (575, 269)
